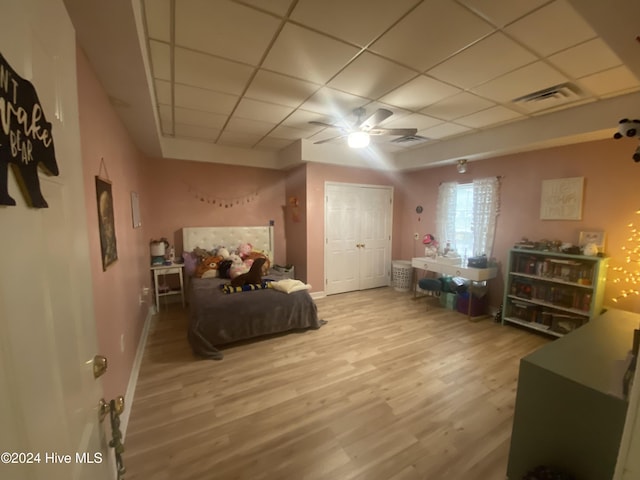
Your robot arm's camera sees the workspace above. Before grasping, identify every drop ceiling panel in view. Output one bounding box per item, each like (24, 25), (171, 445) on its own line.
(225, 116), (275, 136)
(379, 75), (461, 111)
(578, 66), (640, 97)
(255, 137), (297, 151)
(240, 0), (294, 17)
(281, 109), (327, 131)
(421, 92), (495, 120)
(154, 79), (171, 105)
(420, 122), (473, 139)
(548, 38), (624, 79)
(290, 0), (420, 47)
(472, 62), (569, 103)
(455, 105), (523, 129)
(174, 123), (220, 141)
(174, 47), (254, 95)
(217, 130), (264, 147)
(271, 124), (318, 140)
(174, 84), (238, 115)
(233, 98), (294, 124)
(504, 0), (597, 57)
(458, 0), (549, 27)
(244, 70), (320, 108)
(383, 113), (442, 131)
(262, 23), (360, 84)
(299, 87), (368, 117)
(371, 0), (494, 71)
(149, 40), (171, 81)
(174, 106), (229, 129)
(175, 0), (280, 65)
(143, 0), (171, 42)
(328, 52), (417, 100)
(427, 32), (537, 89)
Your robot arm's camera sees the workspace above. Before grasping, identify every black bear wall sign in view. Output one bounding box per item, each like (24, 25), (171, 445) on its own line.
(0, 52), (59, 208)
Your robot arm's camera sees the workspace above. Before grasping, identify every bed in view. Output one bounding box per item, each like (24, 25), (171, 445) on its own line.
(183, 226), (324, 360)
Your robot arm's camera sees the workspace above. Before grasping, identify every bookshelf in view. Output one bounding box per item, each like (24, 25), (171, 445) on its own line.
(502, 248), (608, 337)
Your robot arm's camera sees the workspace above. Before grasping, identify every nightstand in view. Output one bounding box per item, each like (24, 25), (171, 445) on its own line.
(151, 263), (185, 310)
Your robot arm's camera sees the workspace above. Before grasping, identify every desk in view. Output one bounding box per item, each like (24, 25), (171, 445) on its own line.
(411, 256), (498, 317)
(151, 263), (185, 310)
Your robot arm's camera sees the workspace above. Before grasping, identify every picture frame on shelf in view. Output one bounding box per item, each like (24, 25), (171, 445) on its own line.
(578, 231), (605, 253)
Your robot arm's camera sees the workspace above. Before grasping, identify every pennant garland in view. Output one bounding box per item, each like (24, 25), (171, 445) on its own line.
(187, 184), (259, 208)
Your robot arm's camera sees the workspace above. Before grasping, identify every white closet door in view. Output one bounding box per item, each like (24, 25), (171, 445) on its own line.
(325, 183), (392, 295)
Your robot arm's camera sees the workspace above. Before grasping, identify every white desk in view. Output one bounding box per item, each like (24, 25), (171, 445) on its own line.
(151, 263), (185, 310)
(411, 256), (497, 281)
(411, 256), (498, 318)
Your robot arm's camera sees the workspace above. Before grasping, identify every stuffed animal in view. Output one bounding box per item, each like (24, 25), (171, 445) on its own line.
(216, 247), (230, 259)
(195, 255), (223, 278)
(244, 251), (271, 274)
(228, 253), (249, 278)
(613, 118), (640, 139)
(230, 257), (267, 288)
(238, 242), (252, 259)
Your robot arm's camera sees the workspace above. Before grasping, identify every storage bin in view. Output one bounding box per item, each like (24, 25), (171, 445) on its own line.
(439, 292), (458, 310)
(392, 260), (412, 292)
(456, 291), (487, 317)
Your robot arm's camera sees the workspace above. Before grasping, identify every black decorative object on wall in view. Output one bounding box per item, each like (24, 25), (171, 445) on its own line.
(0, 52), (59, 208)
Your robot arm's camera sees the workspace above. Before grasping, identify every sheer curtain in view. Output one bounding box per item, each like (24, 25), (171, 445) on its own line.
(472, 177), (500, 258)
(435, 182), (457, 253)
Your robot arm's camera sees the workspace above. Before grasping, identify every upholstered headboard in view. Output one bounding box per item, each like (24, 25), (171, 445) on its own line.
(182, 226), (274, 261)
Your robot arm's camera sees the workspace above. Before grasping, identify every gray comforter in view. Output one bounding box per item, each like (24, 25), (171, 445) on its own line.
(188, 273), (324, 360)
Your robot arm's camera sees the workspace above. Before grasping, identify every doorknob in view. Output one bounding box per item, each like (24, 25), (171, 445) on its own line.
(99, 396), (126, 479)
(92, 355), (108, 379)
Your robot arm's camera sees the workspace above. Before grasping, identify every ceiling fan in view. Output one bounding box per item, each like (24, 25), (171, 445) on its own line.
(309, 107), (418, 148)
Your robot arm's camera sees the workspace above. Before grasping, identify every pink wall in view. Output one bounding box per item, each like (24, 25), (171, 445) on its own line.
(77, 48), (151, 399)
(141, 156), (288, 265)
(396, 138), (640, 312)
(284, 164), (308, 281)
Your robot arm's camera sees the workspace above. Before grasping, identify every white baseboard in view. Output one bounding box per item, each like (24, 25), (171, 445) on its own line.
(310, 291), (326, 299)
(121, 305), (154, 440)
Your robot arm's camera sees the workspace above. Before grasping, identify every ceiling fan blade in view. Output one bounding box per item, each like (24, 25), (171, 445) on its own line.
(359, 108), (393, 131)
(313, 134), (347, 144)
(309, 120), (342, 129)
(369, 127), (418, 137)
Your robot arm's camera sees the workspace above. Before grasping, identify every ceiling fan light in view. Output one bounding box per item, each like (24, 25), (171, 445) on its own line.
(348, 131), (370, 148)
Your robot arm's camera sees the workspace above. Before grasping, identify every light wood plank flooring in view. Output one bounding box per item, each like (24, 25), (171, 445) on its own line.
(124, 288), (549, 480)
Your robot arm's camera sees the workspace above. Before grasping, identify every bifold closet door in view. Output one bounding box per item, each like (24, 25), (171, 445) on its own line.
(325, 183), (392, 295)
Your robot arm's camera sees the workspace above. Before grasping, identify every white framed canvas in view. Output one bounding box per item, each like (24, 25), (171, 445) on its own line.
(540, 177), (584, 220)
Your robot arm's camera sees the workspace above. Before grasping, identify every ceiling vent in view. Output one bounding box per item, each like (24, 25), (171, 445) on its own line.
(391, 135), (430, 145)
(512, 83), (582, 112)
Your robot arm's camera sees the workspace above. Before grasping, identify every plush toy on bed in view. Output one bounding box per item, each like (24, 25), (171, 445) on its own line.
(230, 257), (267, 288)
(228, 253), (249, 279)
(195, 255), (224, 278)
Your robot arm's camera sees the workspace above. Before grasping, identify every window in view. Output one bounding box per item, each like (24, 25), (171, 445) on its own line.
(436, 177), (500, 259)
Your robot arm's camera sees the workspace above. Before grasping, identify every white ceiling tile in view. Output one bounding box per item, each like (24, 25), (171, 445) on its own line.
(458, 0), (549, 27)
(548, 38), (623, 79)
(420, 92), (495, 120)
(174, 123), (220, 142)
(144, 0), (171, 42)
(244, 70), (320, 108)
(281, 109), (327, 132)
(240, 0), (294, 16)
(328, 52), (417, 100)
(371, 0), (494, 71)
(472, 62), (569, 103)
(217, 130), (263, 147)
(225, 116), (275, 136)
(154, 79), (171, 105)
(455, 105), (523, 128)
(175, 84), (238, 115)
(504, 0), (596, 57)
(578, 66), (640, 97)
(299, 87), (368, 117)
(175, 0), (280, 65)
(158, 105), (172, 132)
(379, 76), (461, 111)
(262, 23), (360, 84)
(383, 113), (442, 131)
(427, 33), (537, 89)
(174, 106), (229, 129)
(233, 98), (294, 123)
(149, 40), (171, 81)
(420, 122), (473, 139)
(174, 47), (254, 96)
(290, 0), (420, 47)
(271, 124), (318, 140)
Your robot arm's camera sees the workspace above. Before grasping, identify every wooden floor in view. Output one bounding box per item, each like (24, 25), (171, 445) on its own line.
(124, 288), (549, 480)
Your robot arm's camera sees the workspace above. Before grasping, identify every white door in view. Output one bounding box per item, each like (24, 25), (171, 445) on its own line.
(0, 2), (113, 480)
(325, 183), (392, 295)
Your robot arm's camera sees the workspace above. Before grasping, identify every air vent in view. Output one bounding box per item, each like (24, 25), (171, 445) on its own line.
(511, 83), (583, 113)
(391, 135), (430, 144)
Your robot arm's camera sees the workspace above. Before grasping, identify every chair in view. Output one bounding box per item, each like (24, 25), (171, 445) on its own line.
(418, 277), (443, 309)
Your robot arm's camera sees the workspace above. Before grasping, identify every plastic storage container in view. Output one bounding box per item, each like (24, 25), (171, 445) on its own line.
(392, 260), (412, 292)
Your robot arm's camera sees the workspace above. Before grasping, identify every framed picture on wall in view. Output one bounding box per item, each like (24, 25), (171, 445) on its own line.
(540, 177), (584, 220)
(95, 176), (118, 271)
